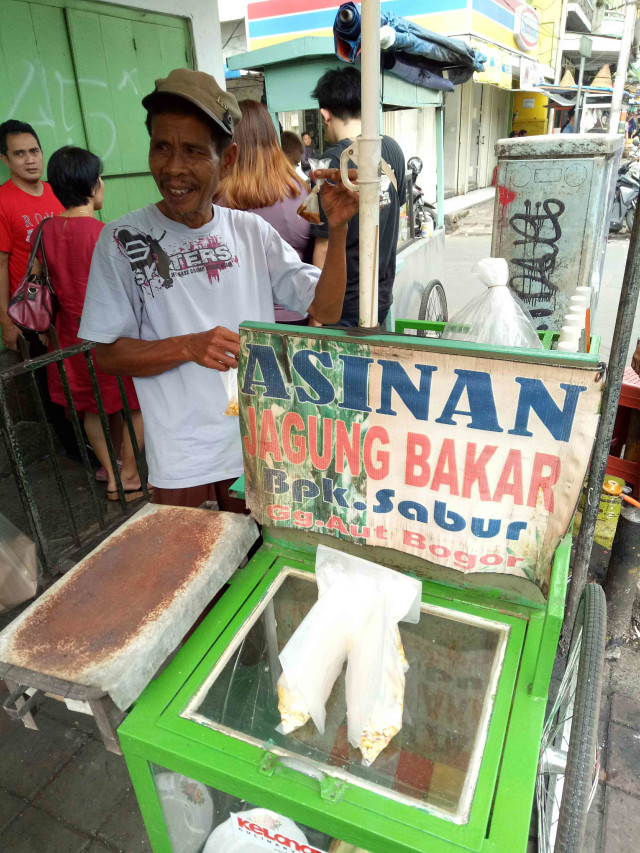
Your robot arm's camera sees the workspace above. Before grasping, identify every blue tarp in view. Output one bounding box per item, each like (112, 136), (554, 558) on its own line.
(334, 2), (486, 89)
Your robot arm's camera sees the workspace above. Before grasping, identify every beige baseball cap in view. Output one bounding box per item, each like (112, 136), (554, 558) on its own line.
(142, 68), (242, 137)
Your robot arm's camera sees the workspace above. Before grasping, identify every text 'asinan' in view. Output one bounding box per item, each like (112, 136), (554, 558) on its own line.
(242, 345), (587, 442)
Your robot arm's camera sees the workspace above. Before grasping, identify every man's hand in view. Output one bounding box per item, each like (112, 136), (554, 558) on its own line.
(632, 340), (640, 376)
(186, 326), (240, 370)
(314, 168), (359, 230)
(1, 319), (20, 351)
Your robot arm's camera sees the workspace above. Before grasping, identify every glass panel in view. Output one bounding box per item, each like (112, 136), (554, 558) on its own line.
(183, 570), (509, 823)
(468, 83), (484, 192)
(151, 765), (352, 853)
(443, 83), (462, 198)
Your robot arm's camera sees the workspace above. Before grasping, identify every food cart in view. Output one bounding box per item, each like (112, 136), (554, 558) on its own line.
(119, 4), (607, 851)
(119, 316), (606, 853)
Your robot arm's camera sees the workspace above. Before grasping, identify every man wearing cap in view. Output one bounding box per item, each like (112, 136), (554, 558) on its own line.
(79, 69), (357, 510)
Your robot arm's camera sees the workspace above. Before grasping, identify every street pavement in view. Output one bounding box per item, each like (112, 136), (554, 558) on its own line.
(0, 202), (638, 852)
(444, 199), (640, 367)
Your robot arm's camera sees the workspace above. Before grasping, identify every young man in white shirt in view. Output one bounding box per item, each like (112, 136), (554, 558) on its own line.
(79, 69), (358, 510)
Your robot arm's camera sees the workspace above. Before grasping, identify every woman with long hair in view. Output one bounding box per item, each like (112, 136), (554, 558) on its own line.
(215, 100), (312, 324)
(35, 146), (146, 500)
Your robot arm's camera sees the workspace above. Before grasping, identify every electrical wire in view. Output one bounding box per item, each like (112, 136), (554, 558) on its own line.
(222, 19), (244, 50)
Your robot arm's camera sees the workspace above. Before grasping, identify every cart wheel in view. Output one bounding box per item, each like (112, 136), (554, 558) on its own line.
(536, 583), (606, 853)
(416, 280), (448, 337)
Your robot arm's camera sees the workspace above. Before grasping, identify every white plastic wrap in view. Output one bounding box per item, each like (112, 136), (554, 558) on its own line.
(155, 773), (214, 853)
(297, 157), (331, 224)
(441, 258), (544, 349)
(221, 368), (239, 416)
(345, 602), (409, 766)
(277, 575), (353, 734)
(277, 545), (421, 764)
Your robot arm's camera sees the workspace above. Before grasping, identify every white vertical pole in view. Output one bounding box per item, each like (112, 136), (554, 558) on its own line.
(358, 0), (382, 327)
(609, 0), (636, 133)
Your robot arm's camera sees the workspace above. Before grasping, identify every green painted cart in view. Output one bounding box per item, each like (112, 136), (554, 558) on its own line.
(119, 321), (607, 853)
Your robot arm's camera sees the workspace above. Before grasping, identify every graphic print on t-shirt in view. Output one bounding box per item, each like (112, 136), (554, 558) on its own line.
(113, 226), (239, 295)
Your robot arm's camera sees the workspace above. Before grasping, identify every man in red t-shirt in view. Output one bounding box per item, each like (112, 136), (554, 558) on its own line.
(0, 120), (64, 350)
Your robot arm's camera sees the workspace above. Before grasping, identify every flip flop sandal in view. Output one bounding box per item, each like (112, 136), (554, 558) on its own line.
(107, 486), (151, 503)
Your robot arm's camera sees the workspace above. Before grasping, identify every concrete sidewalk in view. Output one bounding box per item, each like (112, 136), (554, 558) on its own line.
(0, 681), (150, 852)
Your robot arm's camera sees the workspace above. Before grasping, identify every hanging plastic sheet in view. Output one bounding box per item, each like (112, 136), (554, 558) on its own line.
(334, 2), (486, 88)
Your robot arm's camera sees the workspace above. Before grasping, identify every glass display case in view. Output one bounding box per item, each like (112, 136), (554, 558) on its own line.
(119, 547), (538, 853)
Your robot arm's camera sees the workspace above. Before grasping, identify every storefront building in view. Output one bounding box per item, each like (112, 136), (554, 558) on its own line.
(0, 0), (223, 222)
(246, 0), (561, 201)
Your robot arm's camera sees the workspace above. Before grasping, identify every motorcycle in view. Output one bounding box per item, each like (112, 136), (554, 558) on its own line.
(407, 156), (436, 237)
(609, 141), (640, 233)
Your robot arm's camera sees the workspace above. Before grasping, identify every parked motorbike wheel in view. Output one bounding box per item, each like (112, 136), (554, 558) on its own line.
(625, 205), (635, 233)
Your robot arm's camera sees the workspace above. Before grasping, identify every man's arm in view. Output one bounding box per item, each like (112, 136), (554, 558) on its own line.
(305, 168), (358, 325)
(312, 237), (329, 270)
(95, 327), (240, 377)
(0, 252), (19, 351)
(306, 225), (348, 324)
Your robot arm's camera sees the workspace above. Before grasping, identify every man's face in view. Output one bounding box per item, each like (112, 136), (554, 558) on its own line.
(149, 112), (237, 227)
(0, 133), (43, 184)
(302, 133), (311, 146)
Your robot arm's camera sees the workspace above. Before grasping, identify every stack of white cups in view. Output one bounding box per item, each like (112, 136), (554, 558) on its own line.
(557, 291), (590, 353)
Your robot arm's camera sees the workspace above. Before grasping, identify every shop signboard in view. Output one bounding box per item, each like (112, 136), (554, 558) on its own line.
(474, 41), (512, 89)
(520, 57), (545, 90)
(514, 4), (540, 52)
(239, 326), (600, 596)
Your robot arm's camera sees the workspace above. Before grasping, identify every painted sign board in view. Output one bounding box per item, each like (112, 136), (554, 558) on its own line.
(239, 326), (601, 597)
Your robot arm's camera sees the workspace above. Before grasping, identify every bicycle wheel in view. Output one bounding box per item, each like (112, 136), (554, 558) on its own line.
(536, 583), (606, 853)
(416, 280), (448, 337)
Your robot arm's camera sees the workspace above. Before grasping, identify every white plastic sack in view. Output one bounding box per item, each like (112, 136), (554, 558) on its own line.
(0, 513), (37, 612)
(277, 574), (354, 734)
(277, 545), (421, 764)
(441, 258), (543, 349)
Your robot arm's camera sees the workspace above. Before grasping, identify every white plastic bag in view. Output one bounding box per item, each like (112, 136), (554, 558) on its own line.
(297, 157), (331, 224)
(277, 575), (353, 734)
(155, 772), (214, 853)
(441, 258), (543, 349)
(0, 513), (37, 612)
(221, 368), (239, 416)
(345, 603), (408, 765)
(277, 545), (421, 765)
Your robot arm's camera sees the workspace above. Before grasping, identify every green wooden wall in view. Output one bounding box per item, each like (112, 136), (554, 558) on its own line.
(0, 0), (192, 222)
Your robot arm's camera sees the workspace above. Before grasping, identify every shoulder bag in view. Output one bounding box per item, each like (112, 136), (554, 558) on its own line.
(7, 219), (57, 334)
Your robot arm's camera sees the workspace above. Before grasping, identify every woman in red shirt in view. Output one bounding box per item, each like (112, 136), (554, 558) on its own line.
(36, 147), (145, 500)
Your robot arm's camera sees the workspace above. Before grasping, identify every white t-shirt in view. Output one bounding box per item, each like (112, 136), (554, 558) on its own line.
(79, 203), (320, 489)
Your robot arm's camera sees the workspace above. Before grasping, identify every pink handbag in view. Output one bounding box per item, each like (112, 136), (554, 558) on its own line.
(7, 220), (56, 334)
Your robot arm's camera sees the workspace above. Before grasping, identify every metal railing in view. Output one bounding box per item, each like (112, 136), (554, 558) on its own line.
(0, 336), (149, 577)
